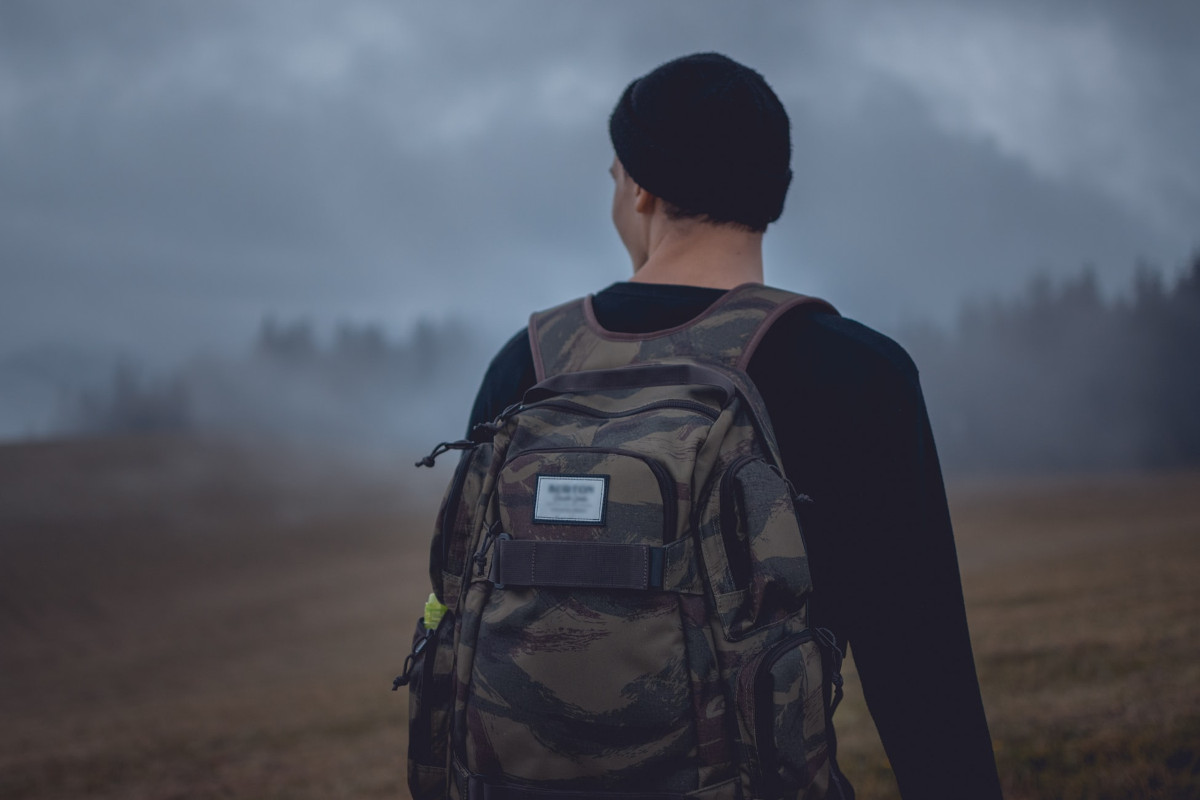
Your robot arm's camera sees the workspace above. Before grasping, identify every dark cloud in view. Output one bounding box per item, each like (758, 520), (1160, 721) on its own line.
(1, 0), (1196, 377)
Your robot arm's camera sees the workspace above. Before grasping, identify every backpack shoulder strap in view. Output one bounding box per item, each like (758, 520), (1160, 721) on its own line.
(528, 282), (838, 380)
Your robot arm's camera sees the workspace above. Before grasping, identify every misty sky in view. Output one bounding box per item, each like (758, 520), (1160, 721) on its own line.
(2, 0), (1198, 365)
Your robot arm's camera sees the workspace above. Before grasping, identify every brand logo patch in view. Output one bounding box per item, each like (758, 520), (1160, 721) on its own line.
(533, 475), (608, 524)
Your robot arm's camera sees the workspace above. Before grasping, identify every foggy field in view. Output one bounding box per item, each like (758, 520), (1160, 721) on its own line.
(0, 437), (1197, 799)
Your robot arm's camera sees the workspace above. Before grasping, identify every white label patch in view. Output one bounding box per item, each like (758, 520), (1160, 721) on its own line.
(533, 475), (608, 524)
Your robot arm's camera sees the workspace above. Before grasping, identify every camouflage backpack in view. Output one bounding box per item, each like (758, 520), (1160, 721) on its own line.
(397, 284), (849, 800)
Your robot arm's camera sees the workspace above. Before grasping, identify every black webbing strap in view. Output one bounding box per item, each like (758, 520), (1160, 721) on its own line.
(467, 775), (686, 800)
(489, 538), (665, 591)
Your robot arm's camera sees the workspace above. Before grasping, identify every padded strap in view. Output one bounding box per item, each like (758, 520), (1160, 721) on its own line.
(489, 538), (665, 591)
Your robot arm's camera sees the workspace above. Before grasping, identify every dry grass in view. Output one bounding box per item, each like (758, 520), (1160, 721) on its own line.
(0, 436), (432, 799)
(1, 437), (1197, 799)
(836, 473), (1200, 799)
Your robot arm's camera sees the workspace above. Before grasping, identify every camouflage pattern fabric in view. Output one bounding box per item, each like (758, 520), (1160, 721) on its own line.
(402, 283), (843, 799)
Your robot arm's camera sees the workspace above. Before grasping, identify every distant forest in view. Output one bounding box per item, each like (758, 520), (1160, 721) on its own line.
(905, 253), (1200, 472)
(61, 317), (482, 451)
(63, 254), (1200, 474)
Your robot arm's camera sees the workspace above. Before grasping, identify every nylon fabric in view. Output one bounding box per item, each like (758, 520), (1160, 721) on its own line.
(402, 283), (846, 799)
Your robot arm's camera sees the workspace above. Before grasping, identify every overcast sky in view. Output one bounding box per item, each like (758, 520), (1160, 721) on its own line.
(2, 0), (1197, 365)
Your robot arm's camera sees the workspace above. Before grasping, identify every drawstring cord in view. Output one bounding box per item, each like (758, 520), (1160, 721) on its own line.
(415, 439), (475, 468)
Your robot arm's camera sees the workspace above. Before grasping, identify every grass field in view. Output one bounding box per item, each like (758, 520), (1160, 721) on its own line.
(0, 435), (1197, 799)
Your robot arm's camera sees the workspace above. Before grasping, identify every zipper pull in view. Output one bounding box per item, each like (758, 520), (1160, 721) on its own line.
(767, 462), (805, 501)
(474, 522), (502, 577)
(415, 439), (475, 468)
(815, 627), (844, 667)
(815, 627), (846, 715)
(391, 629), (431, 690)
(767, 462), (815, 507)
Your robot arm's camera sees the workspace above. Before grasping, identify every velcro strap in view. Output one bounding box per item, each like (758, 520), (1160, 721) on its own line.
(468, 774), (686, 800)
(489, 538), (665, 590)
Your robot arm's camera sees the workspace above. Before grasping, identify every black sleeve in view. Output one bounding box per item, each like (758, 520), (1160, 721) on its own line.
(843, 369), (1002, 799)
(753, 313), (1002, 799)
(467, 328), (538, 434)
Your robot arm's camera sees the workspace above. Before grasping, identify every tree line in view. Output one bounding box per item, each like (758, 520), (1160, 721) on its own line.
(60, 253), (1200, 473)
(60, 317), (482, 450)
(905, 252), (1200, 473)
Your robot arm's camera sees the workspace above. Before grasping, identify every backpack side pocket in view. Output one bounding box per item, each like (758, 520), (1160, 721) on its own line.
(708, 456), (813, 640)
(400, 613), (455, 800)
(431, 444), (493, 606)
(738, 631), (830, 796)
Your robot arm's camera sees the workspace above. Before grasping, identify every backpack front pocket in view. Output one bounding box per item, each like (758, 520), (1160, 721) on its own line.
(462, 446), (697, 791)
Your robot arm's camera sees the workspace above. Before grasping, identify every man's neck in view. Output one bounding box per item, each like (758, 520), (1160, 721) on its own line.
(629, 218), (764, 289)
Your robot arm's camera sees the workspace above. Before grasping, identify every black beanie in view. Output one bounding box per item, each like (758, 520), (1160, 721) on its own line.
(609, 52), (792, 230)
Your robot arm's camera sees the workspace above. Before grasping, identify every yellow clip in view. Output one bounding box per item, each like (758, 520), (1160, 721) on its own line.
(424, 593), (448, 630)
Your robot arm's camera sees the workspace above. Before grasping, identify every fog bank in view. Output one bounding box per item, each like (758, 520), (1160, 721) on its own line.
(6, 254), (1199, 476)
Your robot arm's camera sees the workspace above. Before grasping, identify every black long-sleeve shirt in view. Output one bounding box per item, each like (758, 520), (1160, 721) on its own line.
(468, 281), (1002, 799)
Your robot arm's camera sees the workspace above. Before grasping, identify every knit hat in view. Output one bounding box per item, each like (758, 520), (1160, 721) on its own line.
(609, 52), (792, 230)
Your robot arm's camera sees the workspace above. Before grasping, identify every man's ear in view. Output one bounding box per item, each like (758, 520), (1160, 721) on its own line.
(633, 184), (657, 215)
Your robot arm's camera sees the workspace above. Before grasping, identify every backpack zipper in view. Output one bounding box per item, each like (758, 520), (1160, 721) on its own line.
(518, 397), (720, 421)
(474, 522), (504, 577)
(719, 454), (761, 590)
(439, 445), (481, 574)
